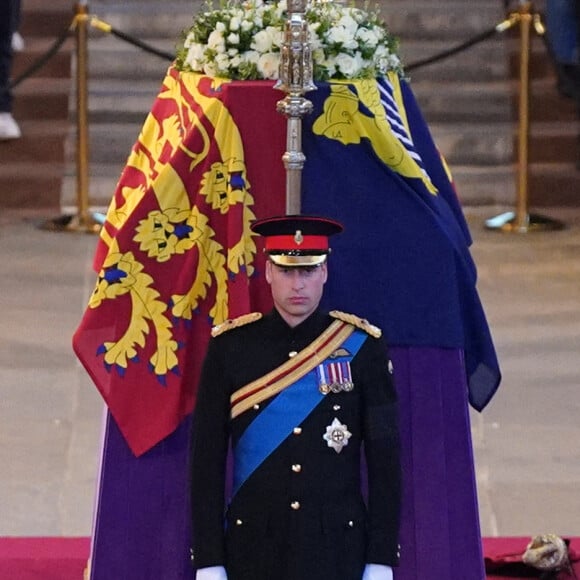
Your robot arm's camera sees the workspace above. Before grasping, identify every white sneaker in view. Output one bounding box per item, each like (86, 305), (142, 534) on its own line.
(12, 32), (25, 52)
(0, 113), (22, 140)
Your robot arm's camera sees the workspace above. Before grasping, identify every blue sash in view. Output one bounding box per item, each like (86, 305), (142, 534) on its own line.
(232, 329), (367, 496)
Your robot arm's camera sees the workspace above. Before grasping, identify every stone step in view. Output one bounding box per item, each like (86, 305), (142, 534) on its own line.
(88, 36), (175, 81)
(87, 2), (198, 39)
(384, 0), (506, 42)
(20, 0), (76, 38)
(0, 162), (65, 209)
(1, 120), (69, 164)
(12, 37), (73, 81)
(12, 78), (71, 121)
(401, 38), (509, 82)
(411, 80), (513, 123)
(527, 122), (579, 164)
(528, 164), (580, 207)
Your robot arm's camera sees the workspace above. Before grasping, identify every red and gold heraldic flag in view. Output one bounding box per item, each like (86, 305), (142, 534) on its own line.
(73, 69), (286, 456)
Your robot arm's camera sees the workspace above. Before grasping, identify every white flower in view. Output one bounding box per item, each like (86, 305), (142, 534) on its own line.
(251, 29), (274, 53)
(175, 0), (403, 80)
(335, 52), (360, 77)
(356, 27), (379, 47)
(242, 50), (260, 65)
(240, 19), (253, 32)
(326, 26), (353, 47)
(207, 30), (225, 53)
(257, 52), (280, 79)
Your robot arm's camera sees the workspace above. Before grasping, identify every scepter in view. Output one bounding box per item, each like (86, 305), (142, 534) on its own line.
(274, 0), (317, 215)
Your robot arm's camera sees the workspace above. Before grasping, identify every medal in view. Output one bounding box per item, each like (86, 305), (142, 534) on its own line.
(316, 361), (355, 394)
(323, 418), (352, 453)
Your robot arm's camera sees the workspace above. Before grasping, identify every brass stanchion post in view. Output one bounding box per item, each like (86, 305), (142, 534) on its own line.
(41, 1), (102, 233)
(485, 1), (564, 233)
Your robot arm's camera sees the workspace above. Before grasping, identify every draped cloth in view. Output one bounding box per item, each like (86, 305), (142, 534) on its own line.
(77, 69), (499, 580)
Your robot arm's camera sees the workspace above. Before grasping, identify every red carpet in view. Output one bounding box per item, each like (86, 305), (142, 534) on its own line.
(1, 537), (579, 579)
(0, 537), (90, 580)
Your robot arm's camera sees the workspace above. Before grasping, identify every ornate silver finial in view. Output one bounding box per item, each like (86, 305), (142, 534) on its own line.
(275, 0), (316, 215)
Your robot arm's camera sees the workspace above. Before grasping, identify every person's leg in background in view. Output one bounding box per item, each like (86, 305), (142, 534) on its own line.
(0, 0), (22, 140)
(544, 0), (580, 99)
(11, 0), (24, 52)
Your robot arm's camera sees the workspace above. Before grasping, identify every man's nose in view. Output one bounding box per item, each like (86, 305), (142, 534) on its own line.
(291, 270), (305, 288)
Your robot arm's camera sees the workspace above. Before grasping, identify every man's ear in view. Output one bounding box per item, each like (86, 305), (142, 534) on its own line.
(265, 260), (273, 284)
(321, 262), (328, 284)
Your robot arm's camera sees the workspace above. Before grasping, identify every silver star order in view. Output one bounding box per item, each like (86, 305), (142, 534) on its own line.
(323, 417), (352, 454)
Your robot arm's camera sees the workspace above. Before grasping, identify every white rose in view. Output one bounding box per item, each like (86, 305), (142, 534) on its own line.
(229, 16), (241, 31)
(242, 50), (260, 65)
(241, 20), (253, 32)
(335, 52), (360, 77)
(326, 25), (358, 50)
(230, 54), (242, 68)
(251, 29), (273, 53)
(338, 13), (358, 36)
(207, 30), (226, 53)
(228, 47), (239, 56)
(257, 52), (280, 79)
(215, 52), (230, 69)
(185, 43), (206, 71)
(215, 21), (226, 33)
(227, 32), (240, 45)
(203, 61), (218, 77)
(356, 27), (379, 47)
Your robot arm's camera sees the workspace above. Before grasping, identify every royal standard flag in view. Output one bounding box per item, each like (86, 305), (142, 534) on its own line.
(73, 69), (287, 456)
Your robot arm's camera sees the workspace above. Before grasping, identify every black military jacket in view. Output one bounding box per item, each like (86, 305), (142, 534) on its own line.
(190, 308), (401, 580)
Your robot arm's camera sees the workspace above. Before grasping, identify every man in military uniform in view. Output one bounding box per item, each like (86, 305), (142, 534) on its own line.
(190, 215), (401, 580)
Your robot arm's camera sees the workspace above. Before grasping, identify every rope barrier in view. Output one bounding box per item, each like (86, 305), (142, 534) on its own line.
(9, 23), (74, 89)
(89, 17), (175, 62)
(406, 25), (502, 72)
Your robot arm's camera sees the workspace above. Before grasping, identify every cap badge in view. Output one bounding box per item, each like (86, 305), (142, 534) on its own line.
(294, 229), (303, 245)
(323, 418), (352, 453)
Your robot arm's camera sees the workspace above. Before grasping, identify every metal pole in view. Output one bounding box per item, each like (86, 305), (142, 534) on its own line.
(514, 1), (532, 232)
(41, 1), (102, 233)
(275, 0), (316, 215)
(485, 1), (564, 232)
(75, 1), (92, 228)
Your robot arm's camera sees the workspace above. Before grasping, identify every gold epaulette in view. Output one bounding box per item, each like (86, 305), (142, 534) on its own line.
(211, 312), (263, 337)
(329, 310), (382, 338)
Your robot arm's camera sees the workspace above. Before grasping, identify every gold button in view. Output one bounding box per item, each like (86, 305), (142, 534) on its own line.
(291, 464), (302, 473)
(235, 519), (243, 526)
(293, 427), (302, 435)
(289, 351), (298, 358)
(290, 501), (301, 510)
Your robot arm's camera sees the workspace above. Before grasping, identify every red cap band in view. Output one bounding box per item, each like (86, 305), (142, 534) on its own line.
(264, 235), (329, 252)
